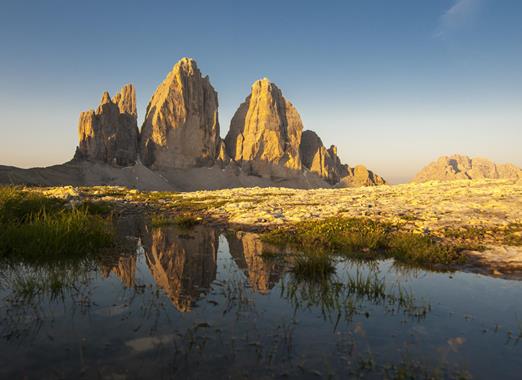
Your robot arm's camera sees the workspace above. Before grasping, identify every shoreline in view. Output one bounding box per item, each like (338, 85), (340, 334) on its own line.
(32, 179), (522, 280)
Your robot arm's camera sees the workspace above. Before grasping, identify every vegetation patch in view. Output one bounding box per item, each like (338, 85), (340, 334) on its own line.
(443, 223), (522, 247)
(151, 213), (201, 228)
(0, 186), (114, 263)
(263, 217), (464, 267)
(291, 252), (335, 282)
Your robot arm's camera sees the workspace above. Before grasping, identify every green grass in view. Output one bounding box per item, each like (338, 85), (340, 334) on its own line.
(263, 217), (464, 267)
(0, 186), (64, 224)
(2, 261), (95, 301)
(0, 186), (114, 263)
(151, 213), (201, 228)
(443, 223), (522, 247)
(291, 252), (335, 282)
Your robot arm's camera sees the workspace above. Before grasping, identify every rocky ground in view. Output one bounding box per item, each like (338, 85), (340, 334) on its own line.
(39, 178), (522, 279)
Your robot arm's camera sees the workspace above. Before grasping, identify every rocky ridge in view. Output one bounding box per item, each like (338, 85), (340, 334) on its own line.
(414, 154), (522, 182)
(5, 57), (386, 190)
(75, 84), (139, 166)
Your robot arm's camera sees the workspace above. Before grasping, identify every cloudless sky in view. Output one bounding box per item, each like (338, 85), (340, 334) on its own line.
(0, 0), (521, 183)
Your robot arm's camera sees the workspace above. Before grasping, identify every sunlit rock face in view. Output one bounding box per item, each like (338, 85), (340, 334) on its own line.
(225, 78), (303, 178)
(140, 58), (224, 169)
(226, 231), (284, 294)
(413, 154), (522, 182)
(75, 84), (139, 166)
(337, 165), (386, 187)
(143, 226), (218, 312)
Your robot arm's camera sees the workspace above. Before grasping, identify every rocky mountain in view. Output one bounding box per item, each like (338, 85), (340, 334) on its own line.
(74, 84), (139, 166)
(1, 57), (386, 190)
(225, 78), (303, 178)
(300, 130), (347, 184)
(299, 130), (385, 186)
(140, 58), (225, 169)
(414, 155), (522, 182)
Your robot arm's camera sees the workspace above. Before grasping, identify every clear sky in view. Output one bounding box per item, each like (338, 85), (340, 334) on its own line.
(0, 0), (521, 183)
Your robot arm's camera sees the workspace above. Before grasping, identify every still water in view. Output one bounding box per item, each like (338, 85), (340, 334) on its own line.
(1, 216), (521, 379)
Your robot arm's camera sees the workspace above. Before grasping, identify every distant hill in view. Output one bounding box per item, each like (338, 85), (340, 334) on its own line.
(413, 154), (522, 182)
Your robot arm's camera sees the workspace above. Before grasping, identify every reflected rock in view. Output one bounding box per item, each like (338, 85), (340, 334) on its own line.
(226, 231), (285, 294)
(99, 255), (137, 288)
(143, 226), (218, 312)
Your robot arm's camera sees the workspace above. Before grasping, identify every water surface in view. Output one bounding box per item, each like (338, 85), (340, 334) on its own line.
(1, 217), (521, 379)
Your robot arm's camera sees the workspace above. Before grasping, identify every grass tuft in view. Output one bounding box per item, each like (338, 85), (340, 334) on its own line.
(291, 252), (335, 282)
(263, 217), (463, 267)
(151, 213), (201, 229)
(0, 186), (114, 263)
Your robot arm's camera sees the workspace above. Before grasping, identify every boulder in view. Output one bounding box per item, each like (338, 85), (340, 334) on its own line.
(75, 84), (138, 166)
(225, 78), (303, 178)
(140, 58), (223, 169)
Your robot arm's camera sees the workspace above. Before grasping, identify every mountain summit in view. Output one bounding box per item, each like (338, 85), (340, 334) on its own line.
(140, 58), (225, 169)
(413, 154), (522, 182)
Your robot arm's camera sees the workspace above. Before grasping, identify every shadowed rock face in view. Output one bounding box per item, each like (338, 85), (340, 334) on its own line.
(225, 78), (303, 178)
(140, 58), (223, 169)
(143, 226), (218, 312)
(75, 84), (139, 166)
(300, 130), (348, 184)
(300, 130), (385, 186)
(414, 154), (522, 182)
(226, 231), (285, 294)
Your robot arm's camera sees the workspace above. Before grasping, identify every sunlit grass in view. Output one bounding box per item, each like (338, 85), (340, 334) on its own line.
(0, 186), (114, 263)
(263, 217), (464, 267)
(151, 213), (201, 228)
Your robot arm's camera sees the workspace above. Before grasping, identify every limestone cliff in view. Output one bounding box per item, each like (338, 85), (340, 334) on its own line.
(413, 155), (522, 182)
(75, 84), (138, 166)
(140, 58), (223, 169)
(225, 78), (303, 178)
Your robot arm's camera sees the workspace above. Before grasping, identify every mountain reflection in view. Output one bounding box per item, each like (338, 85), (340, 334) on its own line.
(104, 222), (287, 311)
(143, 226), (218, 312)
(101, 255), (137, 288)
(226, 231), (285, 294)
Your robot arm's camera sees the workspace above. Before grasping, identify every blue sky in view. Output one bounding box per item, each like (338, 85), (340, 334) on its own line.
(0, 0), (521, 183)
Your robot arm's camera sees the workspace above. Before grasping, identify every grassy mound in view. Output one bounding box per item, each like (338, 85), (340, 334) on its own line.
(263, 217), (463, 267)
(0, 186), (114, 263)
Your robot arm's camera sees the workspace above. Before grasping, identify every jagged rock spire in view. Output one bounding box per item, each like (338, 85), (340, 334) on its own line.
(75, 84), (139, 166)
(139, 57), (224, 168)
(225, 78), (303, 178)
